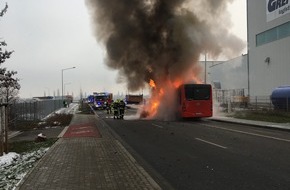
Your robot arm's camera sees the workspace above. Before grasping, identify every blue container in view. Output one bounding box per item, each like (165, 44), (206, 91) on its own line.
(271, 86), (290, 110)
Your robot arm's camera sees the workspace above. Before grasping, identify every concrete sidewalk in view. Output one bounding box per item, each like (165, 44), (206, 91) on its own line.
(209, 116), (290, 131)
(15, 114), (162, 190)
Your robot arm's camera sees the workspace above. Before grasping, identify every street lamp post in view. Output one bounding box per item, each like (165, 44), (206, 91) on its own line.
(64, 82), (71, 96)
(61, 67), (75, 102)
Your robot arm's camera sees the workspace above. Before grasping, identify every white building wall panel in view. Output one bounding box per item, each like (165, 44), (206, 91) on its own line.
(247, 0), (290, 97)
(250, 38), (290, 96)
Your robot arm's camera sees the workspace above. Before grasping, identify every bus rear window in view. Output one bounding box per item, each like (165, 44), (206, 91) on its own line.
(185, 85), (211, 100)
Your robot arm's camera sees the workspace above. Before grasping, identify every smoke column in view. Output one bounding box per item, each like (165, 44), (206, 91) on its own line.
(86, 0), (245, 119)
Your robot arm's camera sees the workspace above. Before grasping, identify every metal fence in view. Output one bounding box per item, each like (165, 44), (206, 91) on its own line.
(9, 99), (64, 121)
(213, 89), (290, 112)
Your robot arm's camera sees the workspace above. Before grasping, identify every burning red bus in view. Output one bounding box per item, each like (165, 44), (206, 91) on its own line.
(140, 82), (212, 120)
(176, 83), (212, 119)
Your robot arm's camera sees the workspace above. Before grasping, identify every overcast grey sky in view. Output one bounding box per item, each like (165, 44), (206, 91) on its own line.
(0, 0), (246, 99)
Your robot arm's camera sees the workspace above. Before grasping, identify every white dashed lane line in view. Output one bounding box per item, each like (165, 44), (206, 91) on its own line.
(201, 124), (290, 143)
(152, 123), (164, 128)
(195, 138), (228, 149)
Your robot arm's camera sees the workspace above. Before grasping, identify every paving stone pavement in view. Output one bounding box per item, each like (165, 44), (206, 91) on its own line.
(15, 114), (162, 190)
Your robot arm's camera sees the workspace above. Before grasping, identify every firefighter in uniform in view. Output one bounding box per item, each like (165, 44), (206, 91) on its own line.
(119, 100), (125, 119)
(106, 100), (111, 114)
(113, 100), (120, 119)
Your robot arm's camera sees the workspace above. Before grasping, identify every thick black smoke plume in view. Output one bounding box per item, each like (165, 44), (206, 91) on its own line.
(86, 0), (245, 92)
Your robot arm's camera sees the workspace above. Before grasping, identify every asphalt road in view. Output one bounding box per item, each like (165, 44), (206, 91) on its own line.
(97, 108), (290, 190)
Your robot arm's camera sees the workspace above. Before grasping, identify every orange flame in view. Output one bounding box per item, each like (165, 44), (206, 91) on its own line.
(148, 100), (159, 117)
(149, 79), (156, 88)
(159, 88), (164, 96)
(142, 73), (202, 119)
(142, 79), (162, 118)
(173, 79), (182, 88)
(192, 75), (202, 84)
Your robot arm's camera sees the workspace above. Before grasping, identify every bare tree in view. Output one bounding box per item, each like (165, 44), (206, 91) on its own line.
(0, 2), (20, 155)
(0, 70), (20, 101)
(0, 2), (7, 17)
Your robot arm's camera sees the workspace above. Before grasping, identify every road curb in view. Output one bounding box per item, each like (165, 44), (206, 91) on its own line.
(57, 126), (69, 138)
(208, 117), (290, 132)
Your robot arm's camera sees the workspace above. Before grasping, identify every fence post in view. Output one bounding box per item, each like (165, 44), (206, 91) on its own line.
(269, 96), (272, 110)
(287, 96), (289, 112)
(20, 102), (25, 120)
(4, 105), (8, 153)
(228, 97), (231, 113)
(0, 99), (3, 156)
(255, 96), (258, 110)
(25, 102), (28, 121)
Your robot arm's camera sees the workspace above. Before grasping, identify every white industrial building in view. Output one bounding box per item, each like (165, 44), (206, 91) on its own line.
(206, 55), (248, 93)
(247, 0), (290, 97)
(199, 0), (290, 99)
(199, 55), (248, 104)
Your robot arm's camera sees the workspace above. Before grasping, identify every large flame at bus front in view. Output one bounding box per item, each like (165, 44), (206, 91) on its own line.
(140, 75), (202, 120)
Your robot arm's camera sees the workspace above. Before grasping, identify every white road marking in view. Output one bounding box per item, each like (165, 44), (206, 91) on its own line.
(202, 124), (290, 143)
(195, 138), (228, 149)
(152, 123), (164, 128)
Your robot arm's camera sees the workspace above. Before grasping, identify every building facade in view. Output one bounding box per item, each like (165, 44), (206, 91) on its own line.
(247, 0), (290, 96)
(206, 55), (248, 93)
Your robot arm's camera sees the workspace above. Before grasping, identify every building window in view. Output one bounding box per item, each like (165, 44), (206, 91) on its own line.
(278, 22), (290, 39)
(256, 32), (265, 46)
(265, 27), (277, 43)
(256, 21), (290, 46)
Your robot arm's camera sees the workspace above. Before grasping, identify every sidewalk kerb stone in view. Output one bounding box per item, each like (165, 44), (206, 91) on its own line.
(57, 126), (69, 138)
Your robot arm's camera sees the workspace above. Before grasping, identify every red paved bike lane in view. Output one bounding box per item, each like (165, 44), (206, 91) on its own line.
(62, 123), (102, 138)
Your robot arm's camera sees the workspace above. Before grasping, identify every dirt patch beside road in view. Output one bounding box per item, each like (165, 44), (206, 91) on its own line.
(9, 126), (65, 142)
